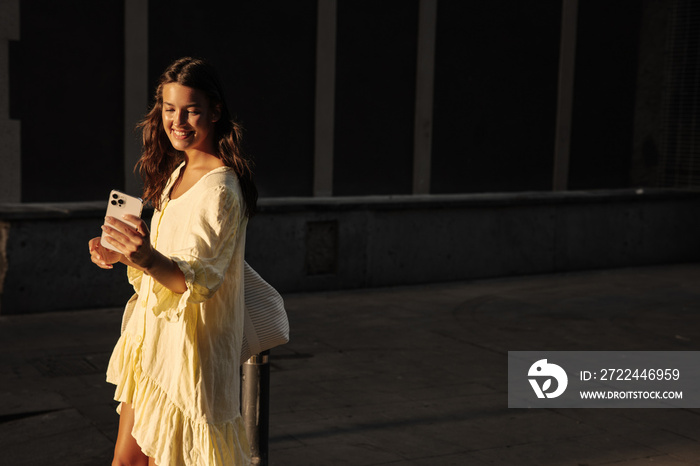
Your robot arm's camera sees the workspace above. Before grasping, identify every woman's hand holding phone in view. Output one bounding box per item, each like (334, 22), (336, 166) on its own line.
(97, 215), (187, 293)
(89, 190), (186, 292)
(89, 215), (152, 270)
(89, 189), (154, 271)
(101, 215), (156, 270)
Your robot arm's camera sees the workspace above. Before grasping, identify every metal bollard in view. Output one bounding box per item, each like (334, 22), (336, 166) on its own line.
(242, 350), (270, 466)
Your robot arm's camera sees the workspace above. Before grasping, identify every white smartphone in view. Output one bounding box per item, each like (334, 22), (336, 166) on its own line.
(100, 190), (144, 252)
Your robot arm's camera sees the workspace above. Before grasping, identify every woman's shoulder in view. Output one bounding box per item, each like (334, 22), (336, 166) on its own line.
(200, 167), (240, 188)
(197, 167), (242, 201)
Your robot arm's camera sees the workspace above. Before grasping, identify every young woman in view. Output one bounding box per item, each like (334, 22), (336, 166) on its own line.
(88, 57), (257, 466)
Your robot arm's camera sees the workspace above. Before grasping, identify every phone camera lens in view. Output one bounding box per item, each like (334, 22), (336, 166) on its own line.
(110, 200), (117, 205)
(112, 193), (118, 199)
(118, 199), (124, 205)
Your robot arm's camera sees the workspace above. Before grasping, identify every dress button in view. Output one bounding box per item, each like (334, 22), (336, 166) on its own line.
(141, 301), (146, 308)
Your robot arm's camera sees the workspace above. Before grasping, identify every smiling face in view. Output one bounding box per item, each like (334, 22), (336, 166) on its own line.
(161, 83), (221, 156)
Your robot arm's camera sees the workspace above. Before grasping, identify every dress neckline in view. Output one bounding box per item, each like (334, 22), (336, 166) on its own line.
(167, 161), (230, 203)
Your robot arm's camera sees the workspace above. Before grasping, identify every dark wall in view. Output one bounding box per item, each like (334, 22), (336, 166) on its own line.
(568, 0), (643, 189)
(431, 1), (561, 194)
(12, 1), (653, 202)
(332, 0), (418, 196)
(148, 0), (317, 198)
(17, 0), (124, 202)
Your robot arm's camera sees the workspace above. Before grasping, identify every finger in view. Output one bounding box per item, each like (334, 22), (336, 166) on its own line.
(90, 252), (113, 269)
(93, 251), (102, 261)
(92, 244), (108, 260)
(103, 229), (143, 259)
(102, 224), (134, 245)
(88, 237), (100, 252)
(89, 241), (101, 259)
(122, 214), (141, 224)
(105, 216), (130, 232)
(122, 215), (147, 235)
(101, 229), (127, 252)
(107, 216), (141, 238)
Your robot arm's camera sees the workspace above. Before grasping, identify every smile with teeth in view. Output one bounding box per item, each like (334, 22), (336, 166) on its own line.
(172, 128), (193, 139)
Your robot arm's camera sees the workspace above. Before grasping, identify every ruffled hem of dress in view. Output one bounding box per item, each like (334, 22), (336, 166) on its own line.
(106, 333), (251, 466)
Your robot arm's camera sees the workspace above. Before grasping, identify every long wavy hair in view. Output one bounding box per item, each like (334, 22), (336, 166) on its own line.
(136, 57), (257, 216)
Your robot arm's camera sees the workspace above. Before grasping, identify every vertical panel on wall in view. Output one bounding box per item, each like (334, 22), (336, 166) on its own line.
(149, 0), (317, 198)
(658, 0), (700, 189)
(431, 1), (560, 194)
(568, 0), (643, 190)
(20, 0), (124, 202)
(332, 0), (418, 196)
(631, 0), (671, 189)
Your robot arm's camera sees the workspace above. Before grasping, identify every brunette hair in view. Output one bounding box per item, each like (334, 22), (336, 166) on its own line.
(136, 57), (257, 216)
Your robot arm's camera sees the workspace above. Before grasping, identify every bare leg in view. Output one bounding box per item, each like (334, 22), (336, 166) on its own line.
(112, 402), (149, 466)
(148, 456), (159, 466)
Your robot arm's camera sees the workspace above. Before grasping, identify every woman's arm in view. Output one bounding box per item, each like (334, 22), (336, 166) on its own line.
(102, 215), (187, 294)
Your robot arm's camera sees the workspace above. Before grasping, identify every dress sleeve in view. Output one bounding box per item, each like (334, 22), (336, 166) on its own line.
(149, 184), (242, 322)
(127, 265), (143, 292)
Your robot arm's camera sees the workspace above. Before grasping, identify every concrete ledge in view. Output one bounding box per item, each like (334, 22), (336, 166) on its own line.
(2, 188), (700, 314)
(1, 188), (698, 219)
(0, 201), (106, 220)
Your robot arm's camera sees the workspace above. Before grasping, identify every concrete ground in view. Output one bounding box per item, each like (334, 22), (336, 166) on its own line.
(1, 263), (700, 465)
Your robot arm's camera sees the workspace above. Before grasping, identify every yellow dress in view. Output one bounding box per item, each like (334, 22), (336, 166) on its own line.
(106, 162), (251, 465)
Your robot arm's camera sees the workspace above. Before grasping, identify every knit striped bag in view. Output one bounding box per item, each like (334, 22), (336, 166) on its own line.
(241, 261), (290, 363)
